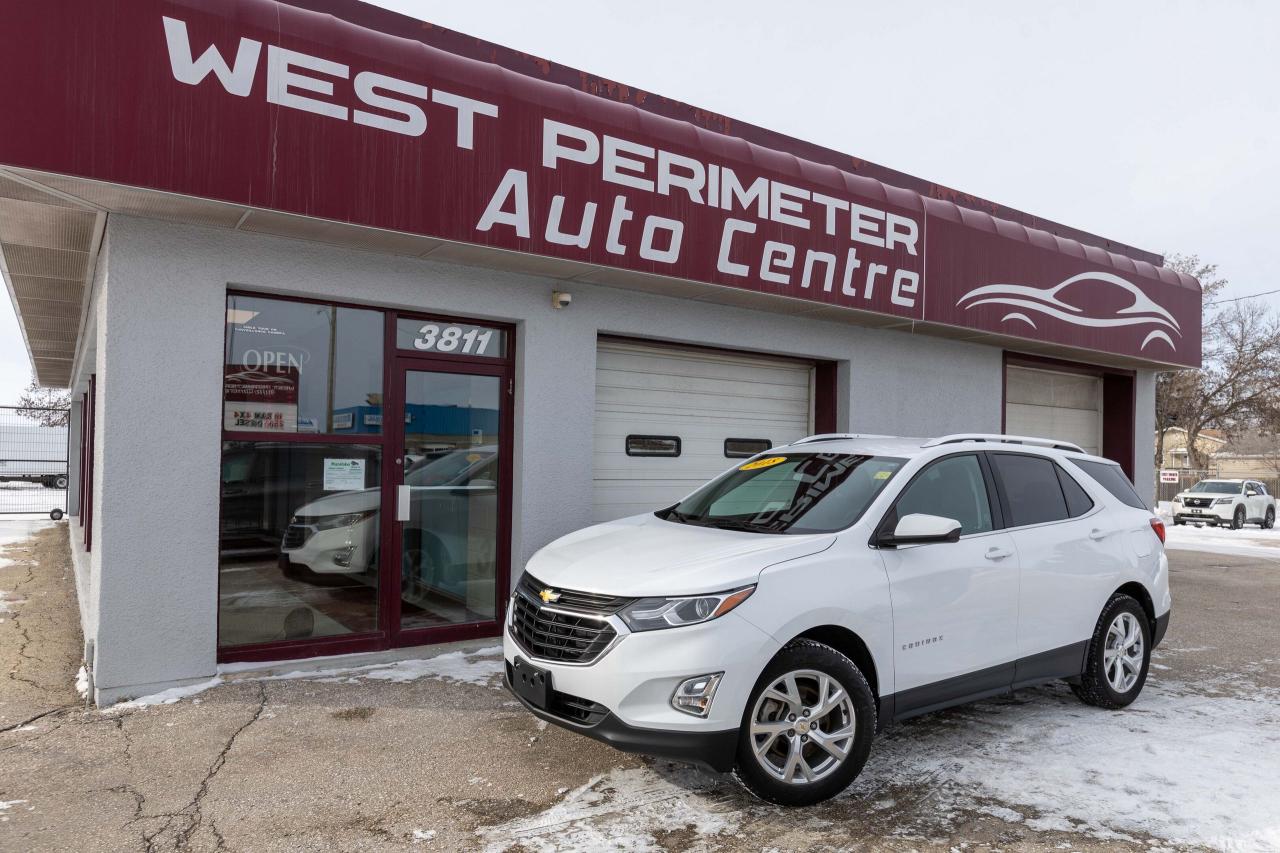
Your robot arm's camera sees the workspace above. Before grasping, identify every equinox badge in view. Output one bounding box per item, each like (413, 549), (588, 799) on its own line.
(539, 588), (561, 604)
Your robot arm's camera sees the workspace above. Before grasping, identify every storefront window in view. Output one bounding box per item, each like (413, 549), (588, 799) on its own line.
(224, 295), (383, 434)
(218, 441), (381, 648)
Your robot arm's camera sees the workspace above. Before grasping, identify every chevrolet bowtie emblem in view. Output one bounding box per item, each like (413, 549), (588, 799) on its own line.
(539, 588), (561, 604)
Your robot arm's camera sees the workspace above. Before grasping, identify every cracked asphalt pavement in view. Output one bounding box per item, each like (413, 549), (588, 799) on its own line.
(1, 521), (1277, 852)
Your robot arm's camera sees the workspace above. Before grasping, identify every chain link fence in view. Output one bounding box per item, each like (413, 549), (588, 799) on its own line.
(0, 405), (69, 519)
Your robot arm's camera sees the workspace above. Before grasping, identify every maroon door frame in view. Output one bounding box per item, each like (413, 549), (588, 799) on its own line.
(217, 293), (516, 664)
(1001, 352), (1137, 481)
(382, 353), (515, 650)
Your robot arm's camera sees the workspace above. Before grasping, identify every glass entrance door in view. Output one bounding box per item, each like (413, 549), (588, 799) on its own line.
(391, 364), (507, 641)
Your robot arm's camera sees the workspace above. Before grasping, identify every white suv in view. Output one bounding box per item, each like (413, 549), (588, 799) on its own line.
(503, 434), (1171, 805)
(1170, 478), (1276, 529)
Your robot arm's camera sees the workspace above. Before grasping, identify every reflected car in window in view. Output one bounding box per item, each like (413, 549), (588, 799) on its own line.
(281, 446), (499, 602)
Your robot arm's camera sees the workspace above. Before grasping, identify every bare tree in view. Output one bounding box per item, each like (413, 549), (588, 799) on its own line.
(1156, 254), (1280, 469)
(15, 375), (70, 427)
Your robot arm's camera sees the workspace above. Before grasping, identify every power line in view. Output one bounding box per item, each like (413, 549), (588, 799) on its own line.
(1205, 287), (1280, 307)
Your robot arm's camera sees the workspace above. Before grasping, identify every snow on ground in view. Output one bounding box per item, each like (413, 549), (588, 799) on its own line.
(480, 764), (738, 853)
(867, 676), (1280, 851)
(0, 517), (51, 569)
(1163, 523), (1280, 560)
(108, 645), (505, 709)
(481, 673), (1280, 852)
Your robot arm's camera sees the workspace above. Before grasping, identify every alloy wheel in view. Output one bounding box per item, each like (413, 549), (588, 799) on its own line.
(1103, 612), (1144, 693)
(748, 669), (856, 784)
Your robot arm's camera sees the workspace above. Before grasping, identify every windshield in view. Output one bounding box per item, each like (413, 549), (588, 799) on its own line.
(657, 453), (905, 534)
(1189, 481), (1241, 495)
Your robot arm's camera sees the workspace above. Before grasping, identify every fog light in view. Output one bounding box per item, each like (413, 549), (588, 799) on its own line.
(332, 546), (355, 568)
(671, 673), (723, 717)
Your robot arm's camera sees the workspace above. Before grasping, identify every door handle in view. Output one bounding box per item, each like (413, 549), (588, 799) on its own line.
(396, 484), (412, 522)
(1089, 528), (1110, 541)
(985, 546), (1013, 560)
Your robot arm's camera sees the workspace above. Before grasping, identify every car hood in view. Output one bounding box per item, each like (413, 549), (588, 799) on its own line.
(292, 488), (379, 517)
(523, 513), (836, 598)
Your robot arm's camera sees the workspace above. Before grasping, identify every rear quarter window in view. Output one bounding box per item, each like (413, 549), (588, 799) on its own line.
(1073, 460), (1148, 510)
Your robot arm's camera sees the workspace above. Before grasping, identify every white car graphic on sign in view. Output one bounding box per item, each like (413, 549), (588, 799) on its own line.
(956, 272), (1181, 351)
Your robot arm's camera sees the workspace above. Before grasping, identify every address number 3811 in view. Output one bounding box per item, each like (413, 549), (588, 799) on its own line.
(413, 323), (496, 356)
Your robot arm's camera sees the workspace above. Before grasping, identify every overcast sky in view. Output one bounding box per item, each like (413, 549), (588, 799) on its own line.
(1, 0), (1276, 402)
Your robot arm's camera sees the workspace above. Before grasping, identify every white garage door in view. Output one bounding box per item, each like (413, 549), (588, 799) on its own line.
(593, 339), (814, 522)
(1005, 366), (1102, 455)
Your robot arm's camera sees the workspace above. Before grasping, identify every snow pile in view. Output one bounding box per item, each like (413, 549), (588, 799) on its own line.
(858, 677), (1280, 850)
(1164, 524), (1280, 560)
(108, 646), (504, 709)
(74, 665), (89, 698)
(110, 677), (224, 710)
(480, 765), (737, 852)
(285, 645), (504, 687)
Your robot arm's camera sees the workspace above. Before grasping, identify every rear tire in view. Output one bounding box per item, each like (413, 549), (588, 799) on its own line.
(732, 640), (876, 806)
(1071, 594), (1151, 710)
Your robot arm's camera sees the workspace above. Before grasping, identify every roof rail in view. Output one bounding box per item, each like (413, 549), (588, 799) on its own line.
(921, 433), (1086, 454)
(791, 433), (896, 445)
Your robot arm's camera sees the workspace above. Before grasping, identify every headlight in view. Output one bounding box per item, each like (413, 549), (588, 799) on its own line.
(314, 510), (377, 530)
(1213, 497), (1234, 506)
(619, 586), (755, 632)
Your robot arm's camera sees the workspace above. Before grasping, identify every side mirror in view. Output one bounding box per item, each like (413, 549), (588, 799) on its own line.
(1247, 489), (1258, 497)
(878, 513), (963, 548)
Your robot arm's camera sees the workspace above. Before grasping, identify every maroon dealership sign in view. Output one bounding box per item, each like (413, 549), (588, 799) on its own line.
(0, 0), (1201, 367)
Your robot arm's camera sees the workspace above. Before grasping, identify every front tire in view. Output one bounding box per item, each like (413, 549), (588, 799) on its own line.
(1232, 507), (1245, 530)
(1071, 594), (1151, 709)
(1262, 507), (1274, 529)
(732, 640), (876, 806)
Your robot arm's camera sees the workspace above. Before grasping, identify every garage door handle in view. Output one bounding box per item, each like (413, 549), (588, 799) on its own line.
(985, 546), (1013, 560)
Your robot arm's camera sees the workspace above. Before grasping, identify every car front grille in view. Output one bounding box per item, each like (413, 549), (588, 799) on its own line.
(516, 573), (633, 614)
(282, 524), (312, 549)
(510, 575), (633, 664)
(1184, 498), (1211, 508)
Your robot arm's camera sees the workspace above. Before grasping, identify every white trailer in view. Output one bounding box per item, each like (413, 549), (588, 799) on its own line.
(0, 421), (68, 489)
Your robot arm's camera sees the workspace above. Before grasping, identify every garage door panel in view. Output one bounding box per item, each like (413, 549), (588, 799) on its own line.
(594, 373), (812, 406)
(1005, 366), (1102, 456)
(593, 340), (813, 523)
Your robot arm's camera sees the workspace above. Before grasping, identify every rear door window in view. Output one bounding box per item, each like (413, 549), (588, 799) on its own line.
(1072, 459), (1147, 510)
(990, 453), (1069, 527)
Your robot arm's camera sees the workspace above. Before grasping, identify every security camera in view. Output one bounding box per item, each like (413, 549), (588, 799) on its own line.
(551, 290), (572, 309)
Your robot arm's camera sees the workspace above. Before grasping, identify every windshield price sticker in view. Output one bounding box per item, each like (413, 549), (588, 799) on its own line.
(739, 456), (787, 471)
(395, 319), (506, 358)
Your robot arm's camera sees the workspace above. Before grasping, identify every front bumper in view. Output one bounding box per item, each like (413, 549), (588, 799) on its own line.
(503, 666), (739, 771)
(1172, 503), (1233, 523)
(281, 525), (375, 574)
(503, 606), (779, 735)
